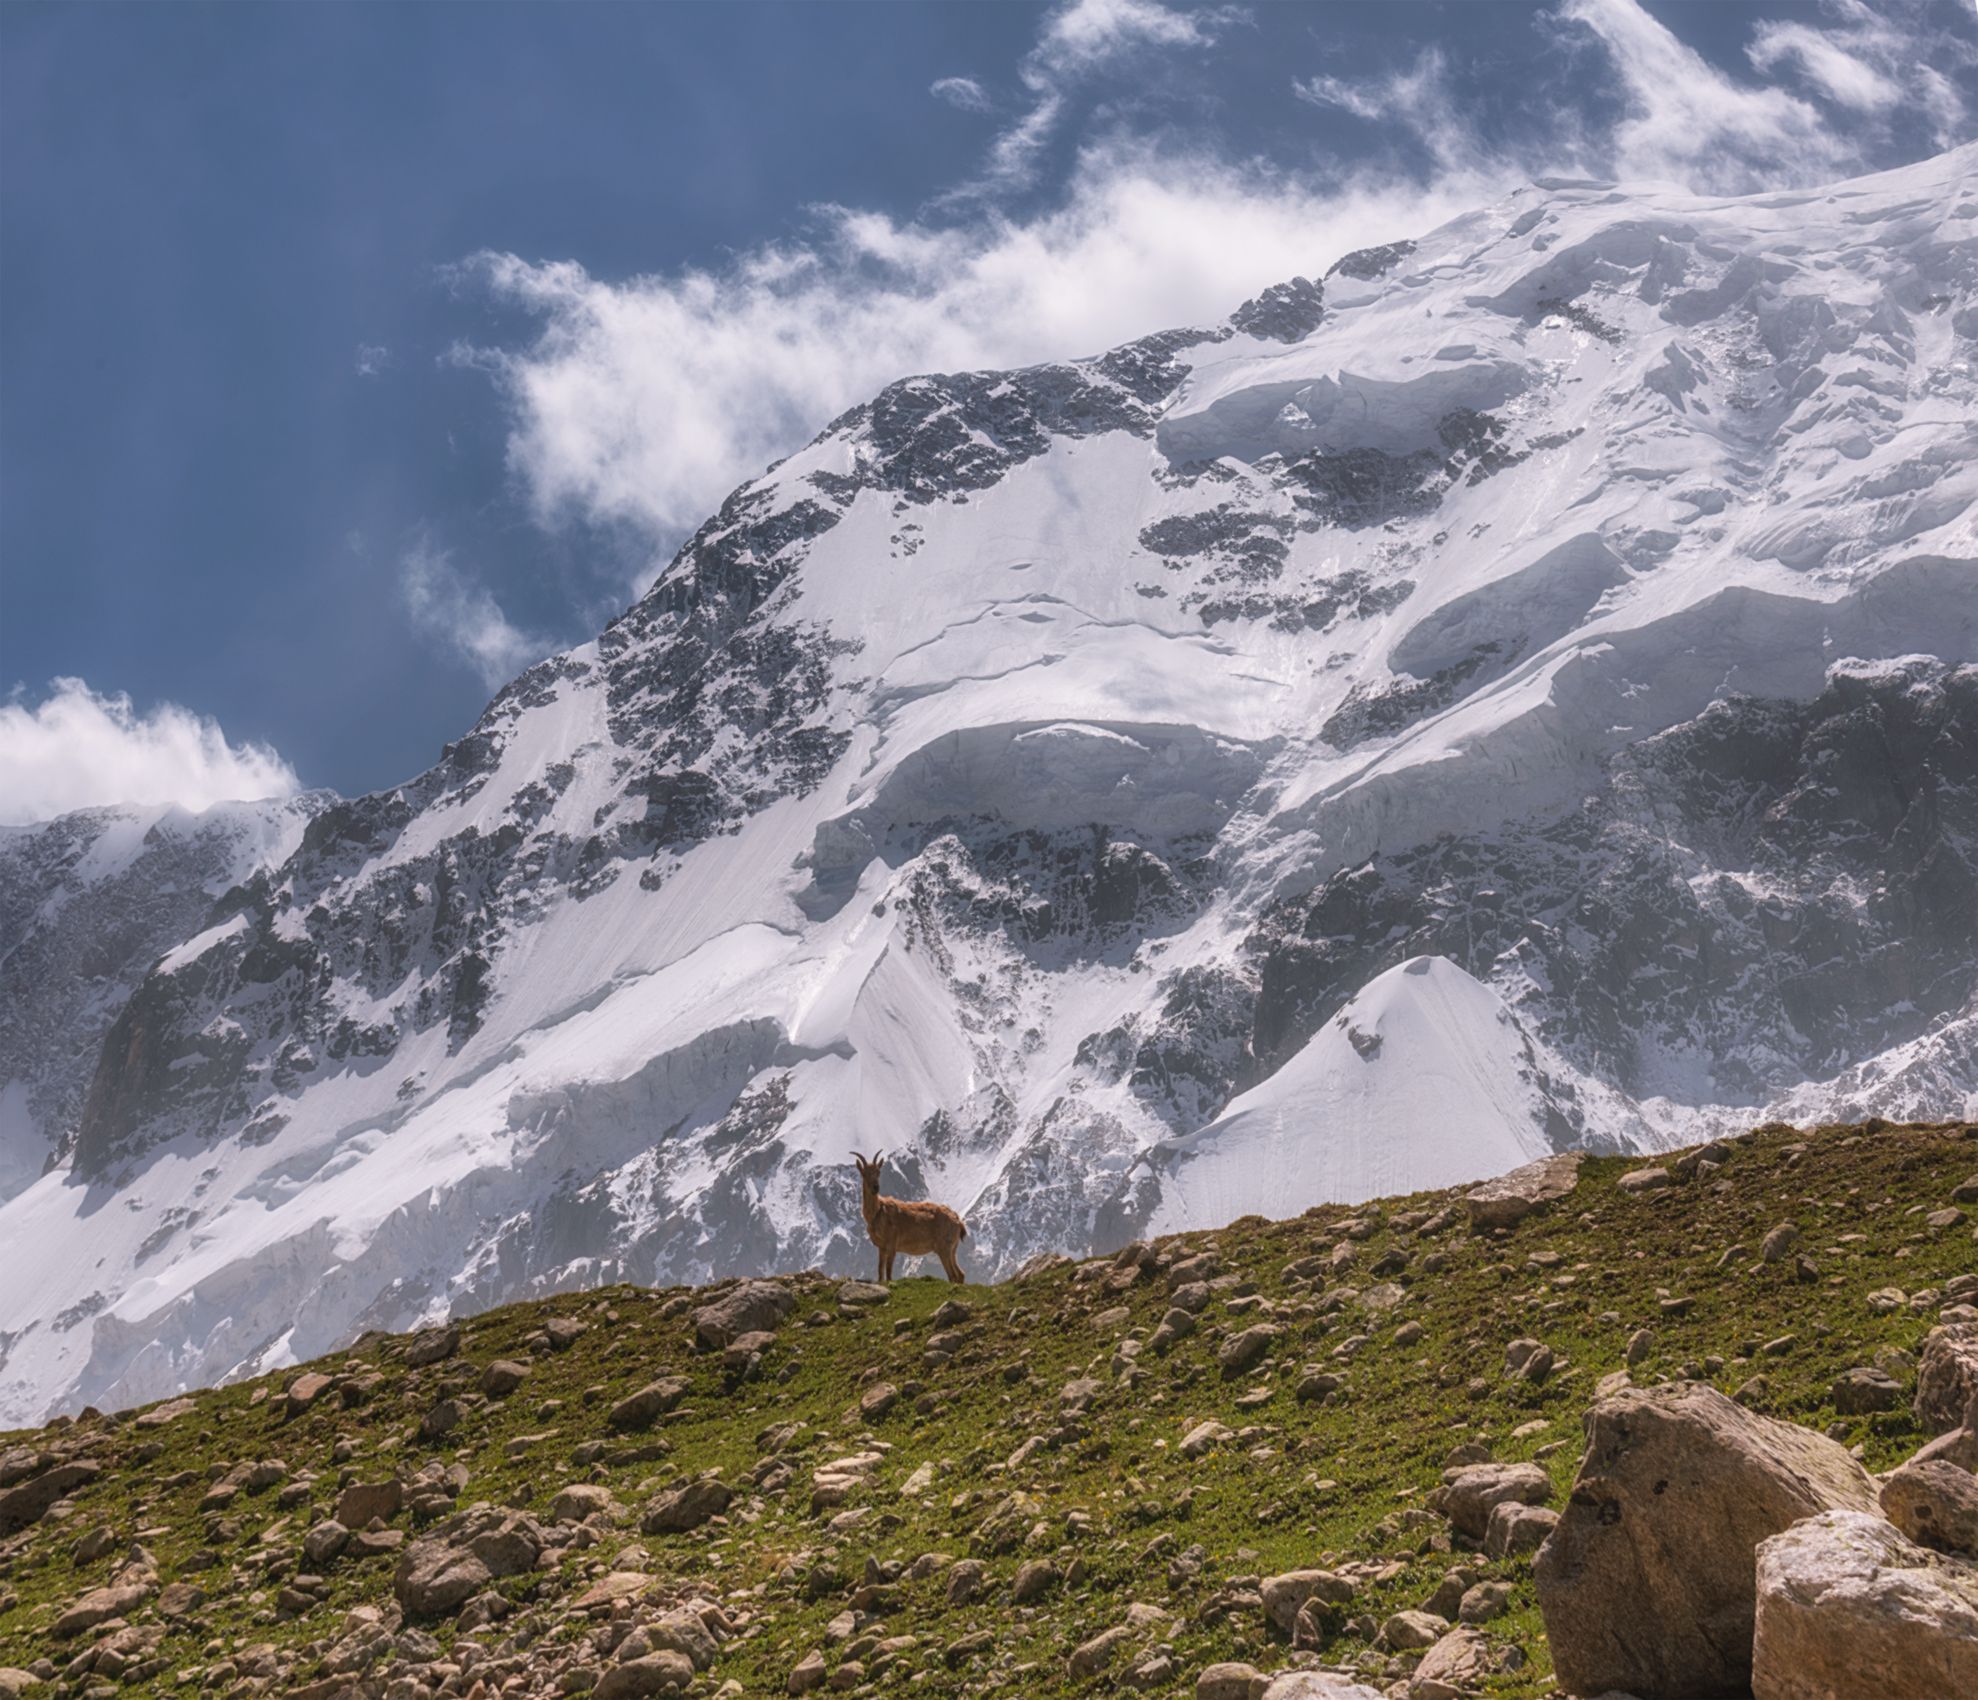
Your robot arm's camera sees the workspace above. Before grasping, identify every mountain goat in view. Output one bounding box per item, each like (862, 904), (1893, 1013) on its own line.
(851, 1151), (967, 1283)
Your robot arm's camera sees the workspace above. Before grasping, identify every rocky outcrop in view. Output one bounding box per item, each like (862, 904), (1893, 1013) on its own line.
(1534, 1382), (1878, 1698)
(1752, 1509), (1978, 1700)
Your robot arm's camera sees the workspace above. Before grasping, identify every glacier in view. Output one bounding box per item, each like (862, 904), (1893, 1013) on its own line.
(1, 147), (1974, 1424)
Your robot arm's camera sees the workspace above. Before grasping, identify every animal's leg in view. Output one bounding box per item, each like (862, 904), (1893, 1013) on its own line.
(941, 1249), (966, 1283)
(875, 1246), (886, 1283)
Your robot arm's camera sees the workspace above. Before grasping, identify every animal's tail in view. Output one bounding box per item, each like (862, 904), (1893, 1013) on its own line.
(957, 1220), (968, 1241)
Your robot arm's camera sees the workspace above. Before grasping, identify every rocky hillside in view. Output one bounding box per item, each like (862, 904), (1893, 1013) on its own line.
(1, 1118), (1973, 1698)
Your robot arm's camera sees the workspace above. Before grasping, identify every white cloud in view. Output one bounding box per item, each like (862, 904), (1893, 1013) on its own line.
(455, 0), (1973, 574)
(399, 539), (551, 687)
(355, 343), (391, 377)
(1747, 0), (1971, 147)
(930, 75), (994, 114)
(0, 678), (301, 825)
(460, 147), (1494, 542)
(1553, 0), (1851, 190)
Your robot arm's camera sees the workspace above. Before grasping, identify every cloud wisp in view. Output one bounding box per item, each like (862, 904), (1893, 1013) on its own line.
(459, 152), (1493, 544)
(399, 538), (551, 688)
(0, 678), (301, 825)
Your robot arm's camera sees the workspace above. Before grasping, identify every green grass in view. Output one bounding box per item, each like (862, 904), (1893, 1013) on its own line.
(1, 1118), (1973, 1697)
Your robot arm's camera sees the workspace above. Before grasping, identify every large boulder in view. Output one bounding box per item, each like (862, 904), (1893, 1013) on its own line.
(1464, 1152), (1584, 1230)
(1752, 1510), (1978, 1700)
(692, 1281), (794, 1349)
(1915, 1322), (1978, 1435)
(1534, 1382), (1878, 1699)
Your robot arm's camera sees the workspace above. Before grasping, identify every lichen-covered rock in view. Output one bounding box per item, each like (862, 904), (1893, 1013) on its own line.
(1753, 1510), (1978, 1700)
(1534, 1382), (1878, 1699)
(1915, 1322), (1978, 1435)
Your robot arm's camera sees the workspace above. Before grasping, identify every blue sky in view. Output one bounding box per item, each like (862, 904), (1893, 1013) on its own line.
(3, 0), (1975, 817)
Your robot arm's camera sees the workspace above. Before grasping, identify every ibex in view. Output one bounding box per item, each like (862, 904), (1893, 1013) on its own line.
(851, 1151), (968, 1283)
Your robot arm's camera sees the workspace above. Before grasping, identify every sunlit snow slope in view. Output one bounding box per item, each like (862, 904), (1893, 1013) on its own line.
(3, 149), (1975, 1423)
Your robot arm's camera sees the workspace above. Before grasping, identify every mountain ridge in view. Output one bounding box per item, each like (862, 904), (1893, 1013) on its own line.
(1, 145), (1975, 1424)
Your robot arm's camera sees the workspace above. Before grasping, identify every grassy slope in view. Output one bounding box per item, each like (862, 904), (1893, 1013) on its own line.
(1, 1118), (1973, 1697)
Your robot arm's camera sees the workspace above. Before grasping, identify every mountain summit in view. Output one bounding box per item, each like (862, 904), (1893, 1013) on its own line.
(2, 147), (1975, 1424)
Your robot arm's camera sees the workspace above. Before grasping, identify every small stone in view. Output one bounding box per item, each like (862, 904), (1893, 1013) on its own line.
(1760, 1222), (1801, 1262)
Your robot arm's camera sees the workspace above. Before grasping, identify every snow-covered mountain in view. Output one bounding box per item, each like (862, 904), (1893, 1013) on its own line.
(0, 797), (327, 1203)
(3, 147), (1976, 1424)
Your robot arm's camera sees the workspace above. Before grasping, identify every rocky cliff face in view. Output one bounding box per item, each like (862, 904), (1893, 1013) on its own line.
(1, 146), (1975, 1424)
(0, 797), (326, 1203)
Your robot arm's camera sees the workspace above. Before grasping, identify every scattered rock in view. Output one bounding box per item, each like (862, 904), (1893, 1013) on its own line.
(550, 1483), (618, 1525)
(1534, 1381), (1879, 1699)
(693, 1281), (795, 1349)
(1484, 1501), (1558, 1557)
(51, 1580), (152, 1637)
(643, 1476), (731, 1533)
(1464, 1152), (1584, 1229)
(1012, 1559), (1060, 1602)
(1260, 1676), (1382, 1699)
(333, 1479), (402, 1527)
(1760, 1222), (1801, 1262)
(1753, 1510), (1978, 1700)
(284, 1372), (333, 1418)
(1217, 1324), (1279, 1376)
(1195, 1663), (1269, 1700)
(1260, 1568), (1354, 1633)
(1407, 1625), (1494, 1700)
(610, 1377), (691, 1431)
(0, 1461), (101, 1533)
(405, 1325), (460, 1367)
(1430, 1461), (1552, 1541)
(1832, 1366), (1902, 1414)
(480, 1359), (529, 1397)
(1181, 1421), (1233, 1459)
(1069, 1625), (1132, 1677)
(594, 1652), (695, 1698)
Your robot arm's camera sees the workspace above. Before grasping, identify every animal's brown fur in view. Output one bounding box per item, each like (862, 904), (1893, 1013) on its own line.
(851, 1151), (968, 1283)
